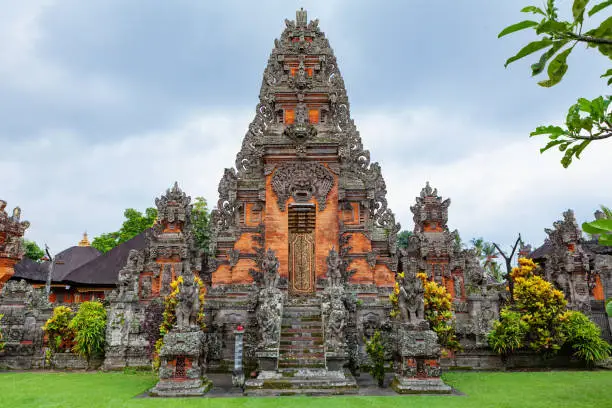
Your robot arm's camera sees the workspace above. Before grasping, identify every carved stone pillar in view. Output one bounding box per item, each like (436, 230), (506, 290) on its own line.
(0, 200), (30, 289)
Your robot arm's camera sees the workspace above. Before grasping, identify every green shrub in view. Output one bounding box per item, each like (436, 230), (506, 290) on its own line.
(365, 330), (386, 387)
(488, 310), (528, 355)
(43, 306), (75, 352)
(560, 310), (611, 364)
(69, 301), (107, 361)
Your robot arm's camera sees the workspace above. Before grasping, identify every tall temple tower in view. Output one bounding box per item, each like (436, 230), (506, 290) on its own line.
(208, 8), (399, 292)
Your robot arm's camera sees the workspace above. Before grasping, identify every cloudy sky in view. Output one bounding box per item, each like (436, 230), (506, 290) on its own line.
(2, 0), (610, 256)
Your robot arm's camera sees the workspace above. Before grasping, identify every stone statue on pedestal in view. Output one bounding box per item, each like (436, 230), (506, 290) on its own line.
(326, 248), (344, 288)
(398, 271), (425, 325)
(176, 274), (200, 331)
(262, 249), (280, 291)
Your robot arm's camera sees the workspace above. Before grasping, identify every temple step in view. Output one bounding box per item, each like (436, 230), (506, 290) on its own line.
(280, 327), (322, 334)
(244, 369), (358, 396)
(279, 344), (324, 351)
(280, 333), (323, 347)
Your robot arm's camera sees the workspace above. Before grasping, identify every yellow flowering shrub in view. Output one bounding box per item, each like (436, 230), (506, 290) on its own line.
(152, 274), (206, 369)
(489, 257), (610, 362)
(389, 271), (461, 352)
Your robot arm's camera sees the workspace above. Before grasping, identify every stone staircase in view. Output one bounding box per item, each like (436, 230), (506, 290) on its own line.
(244, 296), (358, 396)
(278, 302), (325, 370)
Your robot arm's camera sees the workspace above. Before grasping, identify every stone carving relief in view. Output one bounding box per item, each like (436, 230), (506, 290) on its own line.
(117, 250), (143, 301)
(271, 162), (334, 211)
(256, 249), (283, 349)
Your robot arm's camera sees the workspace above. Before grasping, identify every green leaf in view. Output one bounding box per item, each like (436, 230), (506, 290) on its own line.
(572, 0), (590, 24)
(577, 98), (593, 113)
(583, 221), (609, 234)
(606, 300), (612, 317)
(538, 48), (572, 87)
(574, 140), (591, 158)
(505, 39), (553, 67)
(590, 218), (612, 230)
(588, 0), (612, 16)
(540, 139), (565, 152)
(530, 125), (565, 137)
(522, 6), (547, 15)
(499, 20), (539, 38)
(603, 68), (612, 79)
(531, 40), (568, 76)
(537, 20), (571, 35)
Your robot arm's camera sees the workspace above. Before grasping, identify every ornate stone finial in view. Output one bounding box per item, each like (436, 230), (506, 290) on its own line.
(78, 232), (91, 247)
(0, 201), (30, 260)
(0, 200), (30, 287)
(411, 183), (450, 233)
(155, 182), (192, 229)
(296, 8), (307, 27)
(420, 181), (437, 198)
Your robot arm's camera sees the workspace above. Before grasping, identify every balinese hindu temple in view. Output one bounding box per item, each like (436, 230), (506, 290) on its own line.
(1, 9), (611, 396)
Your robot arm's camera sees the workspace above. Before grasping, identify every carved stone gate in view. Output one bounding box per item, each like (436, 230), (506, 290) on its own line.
(288, 204), (316, 295)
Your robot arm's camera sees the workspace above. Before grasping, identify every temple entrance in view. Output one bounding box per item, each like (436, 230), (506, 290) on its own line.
(288, 204), (316, 295)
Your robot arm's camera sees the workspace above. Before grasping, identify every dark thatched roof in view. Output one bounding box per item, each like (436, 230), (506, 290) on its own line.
(62, 231), (148, 286)
(12, 245), (101, 283)
(530, 240), (552, 260)
(12, 257), (50, 282)
(51, 246), (102, 281)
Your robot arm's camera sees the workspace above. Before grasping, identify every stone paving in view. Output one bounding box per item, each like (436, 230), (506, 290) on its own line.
(141, 373), (464, 398)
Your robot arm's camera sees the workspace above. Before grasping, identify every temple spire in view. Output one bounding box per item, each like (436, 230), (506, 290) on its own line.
(78, 232), (91, 247)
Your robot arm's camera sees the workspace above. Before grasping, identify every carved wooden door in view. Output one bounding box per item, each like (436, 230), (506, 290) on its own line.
(288, 205), (316, 295)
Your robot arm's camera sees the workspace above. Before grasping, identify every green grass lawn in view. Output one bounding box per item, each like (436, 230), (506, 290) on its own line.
(0, 371), (610, 408)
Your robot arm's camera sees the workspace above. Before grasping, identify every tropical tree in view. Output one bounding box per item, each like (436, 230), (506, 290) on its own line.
(499, 0), (612, 167)
(192, 197), (211, 254)
(22, 239), (45, 262)
(470, 238), (503, 282)
(397, 230), (412, 249)
(92, 207), (157, 253)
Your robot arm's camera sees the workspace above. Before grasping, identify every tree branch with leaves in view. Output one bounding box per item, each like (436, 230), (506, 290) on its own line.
(500, 0), (612, 167)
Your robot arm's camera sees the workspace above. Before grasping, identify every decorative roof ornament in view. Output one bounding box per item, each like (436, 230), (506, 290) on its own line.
(78, 232), (91, 247)
(0, 199), (30, 261)
(155, 182), (192, 227)
(296, 7), (307, 27)
(410, 182), (450, 233)
(545, 209), (582, 247)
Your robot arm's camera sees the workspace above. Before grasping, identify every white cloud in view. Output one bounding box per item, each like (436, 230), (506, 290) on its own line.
(356, 107), (612, 248)
(3, 110), (251, 252)
(4, 106), (611, 254)
(0, 1), (128, 107)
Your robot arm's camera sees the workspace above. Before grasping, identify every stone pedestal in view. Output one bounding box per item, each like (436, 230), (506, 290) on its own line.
(150, 329), (211, 397)
(391, 322), (451, 394)
(255, 349), (279, 371)
(325, 350), (348, 371)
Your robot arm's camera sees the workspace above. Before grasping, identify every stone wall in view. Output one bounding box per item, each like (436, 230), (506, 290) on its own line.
(0, 280), (51, 369)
